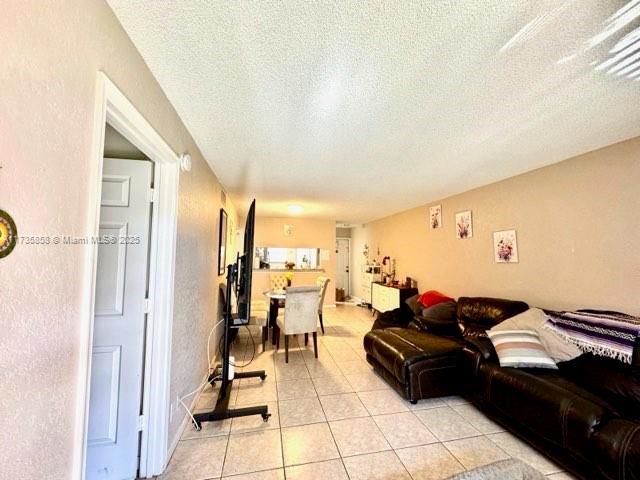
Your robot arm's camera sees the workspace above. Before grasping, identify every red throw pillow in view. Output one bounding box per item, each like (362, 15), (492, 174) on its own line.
(418, 290), (454, 308)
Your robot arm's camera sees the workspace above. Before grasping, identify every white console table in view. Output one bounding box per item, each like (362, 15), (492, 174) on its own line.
(371, 282), (419, 313)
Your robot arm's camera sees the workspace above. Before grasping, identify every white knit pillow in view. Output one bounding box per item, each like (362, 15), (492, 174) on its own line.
(487, 329), (558, 369)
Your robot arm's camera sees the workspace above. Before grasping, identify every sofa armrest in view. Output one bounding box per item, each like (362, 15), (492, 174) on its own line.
(464, 336), (497, 361)
(593, 418), (640, 480)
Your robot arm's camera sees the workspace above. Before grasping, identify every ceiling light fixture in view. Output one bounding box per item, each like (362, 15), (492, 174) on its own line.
(287, 205), (303, 215)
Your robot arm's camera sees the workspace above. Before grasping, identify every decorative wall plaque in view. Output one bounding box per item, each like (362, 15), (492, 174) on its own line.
(0, 209), (17, 258)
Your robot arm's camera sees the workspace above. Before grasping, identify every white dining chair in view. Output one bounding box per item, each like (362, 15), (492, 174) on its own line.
(316, 276), (330, 334)
(274, 286), (321, 363)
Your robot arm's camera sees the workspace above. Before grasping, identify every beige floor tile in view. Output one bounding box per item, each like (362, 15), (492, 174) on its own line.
(342, 451), (411, 480)
(312, 374), (355, 395)
(357, 389), (410, 415)
(181, 415), (231, 439)
(162, 436), (227, 480)
(345, 371), (390, 392)
(285, 458), (348, 480)
(236, 380), (278, 405)
(273, 349), (306, 365)
(281, 422), (340, 466)
(444, 436), (510, 469)
(276, 378), (317, 400)
(274, 363), (310, 381)
(337, 359), (372, 375)
(222, 430), (283, 477)
(319, 392), (369, 421)
(441, 395), (470, 406)
(451, 404), (504, 434)
(278, 396), (326, 427)
(414, 406), (481, 441)
(406, 397), (447, 411)
(222, 468), (285, 479)
(230, 402), (279, 434)
(372, 412), (437, 448)
(487, 432), (563, 475)
(305, 360), (340, 378)
(396, 443), (465, 480)
(329, 417), (391, 457)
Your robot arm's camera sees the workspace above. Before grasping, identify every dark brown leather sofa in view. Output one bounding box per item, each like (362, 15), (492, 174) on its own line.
(364, 297), (640, 480)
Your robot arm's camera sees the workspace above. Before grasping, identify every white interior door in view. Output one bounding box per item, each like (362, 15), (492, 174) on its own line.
(86, 158), (153, 480)
(336, 238), (350, 297)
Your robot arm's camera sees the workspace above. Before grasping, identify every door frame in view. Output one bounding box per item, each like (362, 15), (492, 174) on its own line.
(73, 72), (180, 479)
(336, 237), (351, 298)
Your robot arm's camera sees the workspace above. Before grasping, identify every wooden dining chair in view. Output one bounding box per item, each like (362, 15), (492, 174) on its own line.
(316, 276), (330, 334)
(274, 286), (321, 363)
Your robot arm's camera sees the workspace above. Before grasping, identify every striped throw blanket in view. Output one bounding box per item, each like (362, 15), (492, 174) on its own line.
(544, 310), (640, 364)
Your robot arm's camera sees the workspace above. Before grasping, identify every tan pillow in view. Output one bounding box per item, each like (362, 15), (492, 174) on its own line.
(490, 308), (582, 362)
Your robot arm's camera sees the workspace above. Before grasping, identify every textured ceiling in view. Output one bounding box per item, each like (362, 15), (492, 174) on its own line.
(108, 0), (640, 223)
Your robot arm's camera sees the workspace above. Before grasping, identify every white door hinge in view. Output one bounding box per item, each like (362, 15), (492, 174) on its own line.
(137, 415), (146, 432)
(143, 298), (152, 314)
(148, 188), (158, 203)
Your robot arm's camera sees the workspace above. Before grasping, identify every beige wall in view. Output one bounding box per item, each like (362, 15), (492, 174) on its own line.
(253, 217), (336, 305)
(352, 138), (640, 316)
(0, 2), (233, 478)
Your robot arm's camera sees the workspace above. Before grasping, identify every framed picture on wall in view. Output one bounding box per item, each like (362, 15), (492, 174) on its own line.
(455, 210), (473, 239)
(218, 208), (228, 275)
(429, 205), (442, 229)
(494, 229), (519, 263)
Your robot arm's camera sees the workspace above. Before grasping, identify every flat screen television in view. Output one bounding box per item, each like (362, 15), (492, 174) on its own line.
(236, 199), (255, 323)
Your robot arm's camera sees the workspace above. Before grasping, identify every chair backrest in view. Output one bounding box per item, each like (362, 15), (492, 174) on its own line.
(282, 286), (321, 334)
(270, 273), (288, 291)
(316, 276), (330, 313)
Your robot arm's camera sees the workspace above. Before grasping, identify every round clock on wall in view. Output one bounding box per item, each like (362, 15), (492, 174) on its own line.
(0, 209), (17, 258)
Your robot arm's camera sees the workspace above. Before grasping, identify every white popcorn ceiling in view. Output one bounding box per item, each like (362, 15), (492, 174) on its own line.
(107, 0), (640, 222)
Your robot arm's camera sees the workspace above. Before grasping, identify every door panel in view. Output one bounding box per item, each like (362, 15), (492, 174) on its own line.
(88, 346), (122, 446)
(94, 223), (128, 316)
(86, 158), (153, 480)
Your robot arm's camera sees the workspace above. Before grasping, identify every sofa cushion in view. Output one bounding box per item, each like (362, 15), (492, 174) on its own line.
(490, 308), (583, 362)
(405, 294), (422, 315)
(486, 330), (557, 369)
(478, 362), (609, 461)
(364, 328), (462, 383)
(411, 301), (459, 336)
(418, 290), (454, 308)
(457, 297), (529, 336)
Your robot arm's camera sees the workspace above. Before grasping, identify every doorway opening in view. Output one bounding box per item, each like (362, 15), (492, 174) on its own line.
(74, 74), (180, 480)
(335, 237), (351, 302)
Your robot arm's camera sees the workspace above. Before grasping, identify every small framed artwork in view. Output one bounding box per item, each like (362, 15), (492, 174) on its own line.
(494, 229), (519, 263)
(218, 208), (228, 275)
(429, 205), (442, 229)
(455, 210), (473, 239)
(283, 224), (293, 236)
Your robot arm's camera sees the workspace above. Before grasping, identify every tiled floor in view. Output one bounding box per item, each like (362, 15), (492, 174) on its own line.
(162, 305), (576, 480)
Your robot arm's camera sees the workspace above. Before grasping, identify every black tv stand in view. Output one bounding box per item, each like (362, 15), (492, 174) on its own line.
(192, 261), (271, 429)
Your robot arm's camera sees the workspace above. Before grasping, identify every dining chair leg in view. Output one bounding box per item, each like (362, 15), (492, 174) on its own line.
(284, 335), (289, 363)
(304, 333), (309, 346)
(275, 325), (280, 350)
(319, 313), (325, 334)
(261, 326), (267, 351)
(312, 332), (318, 358)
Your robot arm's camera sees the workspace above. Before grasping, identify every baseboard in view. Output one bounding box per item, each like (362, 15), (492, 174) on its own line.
(324, 303), (336, 308)
(166, 354), (220, 466)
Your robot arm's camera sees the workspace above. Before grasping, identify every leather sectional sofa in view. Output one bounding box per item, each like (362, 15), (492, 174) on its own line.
(364, 297), (640, 480)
